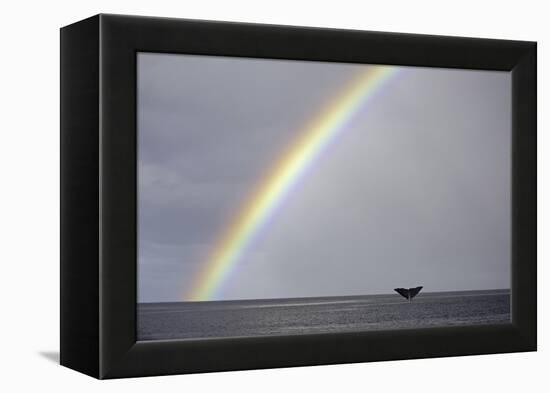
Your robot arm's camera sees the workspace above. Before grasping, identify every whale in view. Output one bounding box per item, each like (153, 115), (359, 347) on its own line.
(394, 286), (423, 301)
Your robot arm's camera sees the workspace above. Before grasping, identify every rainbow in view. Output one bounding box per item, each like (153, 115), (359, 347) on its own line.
(186, 65), (399, 301)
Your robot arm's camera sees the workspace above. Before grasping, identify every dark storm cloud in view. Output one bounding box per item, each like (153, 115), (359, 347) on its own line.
(138, 53), (511, 302)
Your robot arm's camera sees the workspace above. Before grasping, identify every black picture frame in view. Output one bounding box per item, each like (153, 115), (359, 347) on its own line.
(60, 14), (536, 379)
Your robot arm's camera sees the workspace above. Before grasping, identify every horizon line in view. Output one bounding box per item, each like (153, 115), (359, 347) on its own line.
(140, 288), (511, 304)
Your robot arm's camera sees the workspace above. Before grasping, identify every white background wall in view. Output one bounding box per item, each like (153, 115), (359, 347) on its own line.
(0, 0), (546, 390)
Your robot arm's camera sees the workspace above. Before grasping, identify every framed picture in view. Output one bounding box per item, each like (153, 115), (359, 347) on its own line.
(60, 14), (536, 379)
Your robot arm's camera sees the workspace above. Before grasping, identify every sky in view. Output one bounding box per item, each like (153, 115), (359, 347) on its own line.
(137, 52), (511, 303)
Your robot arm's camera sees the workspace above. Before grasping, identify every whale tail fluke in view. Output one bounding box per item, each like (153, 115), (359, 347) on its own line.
(394, 286), (423, 301)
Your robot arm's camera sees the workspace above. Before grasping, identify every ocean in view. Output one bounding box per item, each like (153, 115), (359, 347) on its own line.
(137, 289), (510, 341)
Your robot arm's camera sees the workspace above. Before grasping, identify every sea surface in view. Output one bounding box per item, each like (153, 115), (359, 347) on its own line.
(137, 289), (510, 341)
